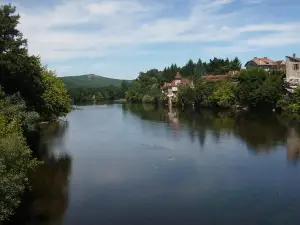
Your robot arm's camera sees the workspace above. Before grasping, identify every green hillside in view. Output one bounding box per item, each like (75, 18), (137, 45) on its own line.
(60, 74), (132, 89)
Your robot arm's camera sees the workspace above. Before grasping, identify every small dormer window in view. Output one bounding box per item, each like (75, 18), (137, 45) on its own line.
(294, 64), (299, 70)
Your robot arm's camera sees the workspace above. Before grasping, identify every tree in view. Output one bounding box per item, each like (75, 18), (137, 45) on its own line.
(211, 81), (236, 108)
(177, 85), (196, 107)
(236, 68), (267, 107)
(231, 57), (242, 71)
(120, 80), (129, 98)
(40, 68), (71, 120)
(277, 87), (300, 113)
(0, 5), (45, 113)
(194, 59), (206, 80)
(0, 91), (39, 221)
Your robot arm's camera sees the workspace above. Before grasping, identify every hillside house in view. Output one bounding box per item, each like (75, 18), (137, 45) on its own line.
(161, 72), (193, 99)
(286, 54), (300, 90)
(245, 57), (284, 71)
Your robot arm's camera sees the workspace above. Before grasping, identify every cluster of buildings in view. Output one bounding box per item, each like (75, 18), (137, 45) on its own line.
(161, 53), (300, 99)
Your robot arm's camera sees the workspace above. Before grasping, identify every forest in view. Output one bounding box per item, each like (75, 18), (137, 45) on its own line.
(0, 4), (71, 221)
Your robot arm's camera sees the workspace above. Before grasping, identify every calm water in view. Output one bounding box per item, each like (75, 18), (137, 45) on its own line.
(9, 104), (300, 225)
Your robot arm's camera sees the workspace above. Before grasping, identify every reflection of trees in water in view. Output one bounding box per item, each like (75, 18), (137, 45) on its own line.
(8, 122), (72, 225)
(124, 104), (300, 163)
(287, 128), (300, 164)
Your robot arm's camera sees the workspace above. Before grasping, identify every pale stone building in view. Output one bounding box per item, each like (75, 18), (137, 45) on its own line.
(286, 54), (300, 89)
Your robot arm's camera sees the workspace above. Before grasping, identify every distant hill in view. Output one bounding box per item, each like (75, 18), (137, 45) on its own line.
(60, 74), (132, 89)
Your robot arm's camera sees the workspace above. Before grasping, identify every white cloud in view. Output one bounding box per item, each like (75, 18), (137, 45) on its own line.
(11, 0), (300, 63)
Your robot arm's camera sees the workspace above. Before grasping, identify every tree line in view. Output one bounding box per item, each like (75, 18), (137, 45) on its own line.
(177, 68), (300, 113)
(125, 57), (241, 104)
(0, 4), (70, 221)
(68, 80), (129, 103)
(125, 55), (300, 113)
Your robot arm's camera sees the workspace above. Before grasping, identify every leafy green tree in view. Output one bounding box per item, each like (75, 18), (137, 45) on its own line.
(0, 92), (39, 221)
(237, 68), (285, 109)
(194, 80), (215, 107)
(236, 68), (267, 107)
(255, 75), (285, 108)
(277, 87), (300, 113)
(0, 90), (39, 134)
(211, 81), (236, 108)
(0, 4), (45, 112)
(142, 94), (155, 103)
(40, 69), (71, 120)
(177, 85), (196, 107)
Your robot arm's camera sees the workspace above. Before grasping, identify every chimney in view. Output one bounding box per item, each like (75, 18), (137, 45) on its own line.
(293, 53), (296, 58)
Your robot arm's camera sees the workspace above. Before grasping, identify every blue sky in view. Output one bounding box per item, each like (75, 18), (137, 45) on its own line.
(2, 0), (300, 79)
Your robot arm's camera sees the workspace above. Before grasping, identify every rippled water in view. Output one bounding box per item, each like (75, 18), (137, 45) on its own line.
(9, 104), (300, 225)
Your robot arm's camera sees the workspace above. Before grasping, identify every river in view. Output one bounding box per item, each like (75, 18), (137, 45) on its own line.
(8, 104), (300, 225)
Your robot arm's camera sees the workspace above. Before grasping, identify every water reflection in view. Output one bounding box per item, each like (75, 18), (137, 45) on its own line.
(8, 121), (72, 225)
(7, 104), (300, 225)
(123, 104), (300, 163)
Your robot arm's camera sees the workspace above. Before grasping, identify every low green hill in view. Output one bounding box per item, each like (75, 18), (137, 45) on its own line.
(60, 74), (132, 89)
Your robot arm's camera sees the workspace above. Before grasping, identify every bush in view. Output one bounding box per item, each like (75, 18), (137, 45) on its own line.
(0, 114), (39, 221)
(142, 94), (155, 103)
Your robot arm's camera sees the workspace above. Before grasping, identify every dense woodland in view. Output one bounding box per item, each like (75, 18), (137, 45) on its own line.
(0, 4), (70, 221)
(68, 81), (129, 103)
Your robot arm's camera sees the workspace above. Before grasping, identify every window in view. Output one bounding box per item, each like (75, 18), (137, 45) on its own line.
(294, 64), (299, 70)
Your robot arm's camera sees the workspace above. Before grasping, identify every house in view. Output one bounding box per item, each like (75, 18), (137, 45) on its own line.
(161, 72), (193, 99)
(245, 57), (284, 71)
(286, 53), (300, 89)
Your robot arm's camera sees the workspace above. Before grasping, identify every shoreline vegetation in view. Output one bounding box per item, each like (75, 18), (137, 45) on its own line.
(0, 4), (71, 221)
(69, 59), (299, 116)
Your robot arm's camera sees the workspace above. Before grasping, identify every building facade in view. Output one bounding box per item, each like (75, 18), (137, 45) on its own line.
(161, 72), (193, 99)
(286, 54), (300, 88)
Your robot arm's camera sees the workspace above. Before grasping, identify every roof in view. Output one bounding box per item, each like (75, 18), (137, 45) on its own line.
(202, 74), (230, 81)
(160, 78), (192, 89)
(245, 57), (285, 67)
(174, 72), (182, 79)
(286, 56), (300, 62)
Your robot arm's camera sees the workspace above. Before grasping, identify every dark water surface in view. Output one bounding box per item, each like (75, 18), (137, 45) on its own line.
(9, 104), (300, 225)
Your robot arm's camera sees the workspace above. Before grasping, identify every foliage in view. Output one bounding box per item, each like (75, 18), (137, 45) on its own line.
(211, 81), (236, 108)
(237, 68), (286, 108)
(126, 57), (242, 104)
(0, 90), (39, 134)
(0, 4), (44, 112)
(177, 85), (196, 107)
(0, 92), (39, 221)
(194, 81), (216, 108)
(41, 69), (71, 120)
(203, 57), (241, 75)
(0, 4), (70, 120)
(60, 74), (132, 89)
(142, 94), (155, 103)
(68, 85), (125, 103)
(277, 87), (300, 113)
(0, 4), (72, 221)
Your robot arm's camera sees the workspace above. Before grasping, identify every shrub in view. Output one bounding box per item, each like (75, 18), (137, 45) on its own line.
(0, 115), (39, 221)
(142, 94), (155, 103)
